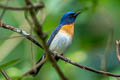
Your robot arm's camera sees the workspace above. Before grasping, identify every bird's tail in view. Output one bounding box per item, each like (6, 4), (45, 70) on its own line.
(29, 54), (47, 76)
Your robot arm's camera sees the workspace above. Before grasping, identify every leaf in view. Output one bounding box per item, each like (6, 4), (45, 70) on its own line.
(0, 59), (20, 69)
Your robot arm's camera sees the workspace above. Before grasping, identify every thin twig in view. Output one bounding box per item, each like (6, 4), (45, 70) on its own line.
(23, 55), (47, 76)
(101, 31), (113, 71)
(0, 21), (43, 49)
(116, 40), (120, 61)
(100, 7), (114, 71)
(0, 69), (11, 80)
(24, 10), (33, 26)
(0, 3), (44, 11)
(25, 0), (67, 80)
(24, 10), (37, 73)
(0, 35), (37, 40)
(0, 0), (10, 20)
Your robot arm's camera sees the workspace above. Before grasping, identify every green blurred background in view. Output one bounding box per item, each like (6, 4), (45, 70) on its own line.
(0, 0), (120, 80)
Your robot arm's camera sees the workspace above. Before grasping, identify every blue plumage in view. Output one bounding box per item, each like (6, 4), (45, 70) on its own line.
(48, 11), (80, 46)
(48, 24), (62, 46)
(60, 11), (76, 25)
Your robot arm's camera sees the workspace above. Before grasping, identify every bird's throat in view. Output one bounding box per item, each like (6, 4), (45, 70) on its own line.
(60, 23), (74, 38)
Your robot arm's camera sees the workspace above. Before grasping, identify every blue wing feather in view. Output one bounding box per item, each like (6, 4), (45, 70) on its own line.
(48, 24), (62, 46)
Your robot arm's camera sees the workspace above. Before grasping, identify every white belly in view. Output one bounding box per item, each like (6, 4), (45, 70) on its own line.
(49, 31), (72, 54)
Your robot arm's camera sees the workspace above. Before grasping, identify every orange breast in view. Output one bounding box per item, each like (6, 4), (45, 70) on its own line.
(60, 23), (74, 38)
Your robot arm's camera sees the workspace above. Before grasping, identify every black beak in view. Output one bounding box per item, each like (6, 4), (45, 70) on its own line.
(74, 11), (81, 17)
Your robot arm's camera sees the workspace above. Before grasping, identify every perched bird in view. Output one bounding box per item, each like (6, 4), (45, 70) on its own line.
(30, 11), (80, 75)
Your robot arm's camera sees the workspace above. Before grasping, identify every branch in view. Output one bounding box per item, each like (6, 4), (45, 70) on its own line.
(0, 3), (44, 11)
(25, 0), (67, 80)
(0, 1), (119, 78)
(1, 21), (120, 78)
(55, 54), (120, 77)
(24, 52), (120, 78)
(116, 40), (120, 61)
(0, 69), (11, 80)
(0, 21), (43, 49)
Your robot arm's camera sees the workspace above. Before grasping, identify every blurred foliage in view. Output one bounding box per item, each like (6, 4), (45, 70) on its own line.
(0, 59), (20, 69)
(0, 0), (120, 80)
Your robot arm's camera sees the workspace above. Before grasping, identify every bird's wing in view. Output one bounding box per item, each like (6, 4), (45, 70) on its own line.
(48, 24), (62, 46)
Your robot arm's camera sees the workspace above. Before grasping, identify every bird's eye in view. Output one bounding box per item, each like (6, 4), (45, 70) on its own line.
(69, 14), (74, 17)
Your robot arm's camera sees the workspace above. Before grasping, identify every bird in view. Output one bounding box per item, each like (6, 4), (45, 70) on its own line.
(29, 11), (81, 75)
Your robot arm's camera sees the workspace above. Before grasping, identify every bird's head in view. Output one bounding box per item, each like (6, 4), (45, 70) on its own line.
(60, 11), (80, 25)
